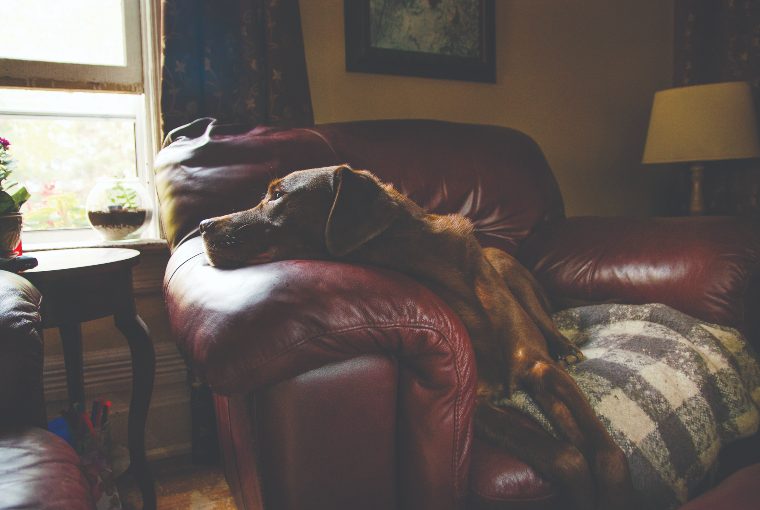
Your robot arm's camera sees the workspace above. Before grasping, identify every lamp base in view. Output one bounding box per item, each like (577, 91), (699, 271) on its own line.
(689, 163), (705, 216)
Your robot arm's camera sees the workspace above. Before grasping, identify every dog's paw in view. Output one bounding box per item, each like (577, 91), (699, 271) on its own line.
(547, 333), (586, 366)
(557, 350), (586, 368)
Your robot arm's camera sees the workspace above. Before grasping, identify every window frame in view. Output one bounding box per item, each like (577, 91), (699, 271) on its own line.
(0, 0), (163, 247)
(0, 0), (144, 92)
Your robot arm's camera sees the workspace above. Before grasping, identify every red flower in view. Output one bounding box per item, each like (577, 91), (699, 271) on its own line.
(0, 137), (9, 149)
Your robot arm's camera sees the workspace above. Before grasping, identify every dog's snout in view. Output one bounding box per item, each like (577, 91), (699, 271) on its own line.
(199, 219), (214, 234)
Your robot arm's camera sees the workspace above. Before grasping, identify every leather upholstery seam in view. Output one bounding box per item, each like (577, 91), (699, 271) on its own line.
(163, 251), (205, 294)
(299, 127), (341, 161)
(31, 291), (44, 342)
(449, 329), (465, 499)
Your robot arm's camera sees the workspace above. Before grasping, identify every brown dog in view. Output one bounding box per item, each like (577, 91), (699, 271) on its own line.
(200, 165), (635, 510)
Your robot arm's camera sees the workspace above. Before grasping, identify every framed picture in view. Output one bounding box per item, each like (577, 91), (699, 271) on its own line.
(345, 0), (496, 83)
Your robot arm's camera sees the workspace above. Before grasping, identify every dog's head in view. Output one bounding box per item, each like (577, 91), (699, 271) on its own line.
(200, 165), (403, 267)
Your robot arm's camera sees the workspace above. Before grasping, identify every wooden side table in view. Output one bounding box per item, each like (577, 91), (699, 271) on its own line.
(23, 248), (156, 510)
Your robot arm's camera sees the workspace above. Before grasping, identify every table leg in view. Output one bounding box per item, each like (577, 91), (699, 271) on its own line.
(59, 322), (85, 407)
(115, 312), (156, 510)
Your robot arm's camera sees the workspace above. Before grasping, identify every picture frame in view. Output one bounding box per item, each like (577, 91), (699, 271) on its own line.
(345, 0), (496, 83)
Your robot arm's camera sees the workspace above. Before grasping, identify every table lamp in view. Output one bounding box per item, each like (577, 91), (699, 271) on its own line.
(642, 81), (760, 215)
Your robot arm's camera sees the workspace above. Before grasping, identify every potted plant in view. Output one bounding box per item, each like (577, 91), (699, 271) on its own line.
(0, 137), (30, 256)
(86, 178), (150, 241)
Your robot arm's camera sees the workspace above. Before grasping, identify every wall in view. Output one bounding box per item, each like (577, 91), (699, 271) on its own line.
(300, 0), (674, 217)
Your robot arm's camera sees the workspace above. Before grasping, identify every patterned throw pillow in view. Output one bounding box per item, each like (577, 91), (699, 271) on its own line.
(490, 303), (760, 510)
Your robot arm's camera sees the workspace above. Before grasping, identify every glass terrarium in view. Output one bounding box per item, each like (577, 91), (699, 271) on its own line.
(86, 178), (150, 241)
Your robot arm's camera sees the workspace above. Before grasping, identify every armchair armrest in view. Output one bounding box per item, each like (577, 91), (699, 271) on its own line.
(518, 216), (760, 345)
(164, 238), (476, 396)
(0, 271), (45, 429)
(164, 237), (476, 504)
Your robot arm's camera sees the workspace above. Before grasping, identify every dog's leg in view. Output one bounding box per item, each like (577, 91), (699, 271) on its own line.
(473, 259), (635, 510)
(483, 248), (585, 366)
(475, 399), (595, 510)
(516, 355), (637, 510)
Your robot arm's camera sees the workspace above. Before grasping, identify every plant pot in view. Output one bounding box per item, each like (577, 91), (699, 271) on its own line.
(86, 178), (151, 241)
(87, 208), (148, 240)
(0, 213), (22, 257)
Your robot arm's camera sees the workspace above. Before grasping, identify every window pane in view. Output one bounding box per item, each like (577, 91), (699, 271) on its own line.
(0, 87), (137, 116)
(0, 0), (127, 66)
(0, 116), (137, 231)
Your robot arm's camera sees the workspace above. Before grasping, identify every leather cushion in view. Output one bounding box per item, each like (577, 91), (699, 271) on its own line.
(0, 427), (94, 509)
(313, 120), (565, 253)
(519, 216), (760, 343)
(469, 438), (558, 510)
(0, 271), (45, 429)
(678, 464), (760, 510)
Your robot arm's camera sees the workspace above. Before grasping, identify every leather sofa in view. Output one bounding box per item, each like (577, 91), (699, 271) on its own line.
(156, 118), (760, 509)
(0, 271), (95, 509)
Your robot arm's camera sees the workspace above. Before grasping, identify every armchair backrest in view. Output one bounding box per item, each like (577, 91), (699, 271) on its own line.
(156, 118), (565, 253)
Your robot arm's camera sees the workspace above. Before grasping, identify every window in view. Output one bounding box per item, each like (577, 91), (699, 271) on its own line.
(0, 0), (161, 246)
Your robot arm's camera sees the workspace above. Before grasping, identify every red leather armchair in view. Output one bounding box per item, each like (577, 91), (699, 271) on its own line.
(0, 271), (95, 509)
(156, 119), (760, 510)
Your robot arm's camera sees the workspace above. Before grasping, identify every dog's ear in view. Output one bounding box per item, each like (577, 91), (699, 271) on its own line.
(325, 165), (398, 257)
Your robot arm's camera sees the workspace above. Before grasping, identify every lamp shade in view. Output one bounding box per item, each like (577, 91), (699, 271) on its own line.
(642, 81), (760, 164)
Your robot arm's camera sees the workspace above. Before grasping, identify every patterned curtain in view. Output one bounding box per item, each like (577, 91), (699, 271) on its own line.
(674, 0), (760, 216)
(160, 0), (314, 137)
(160, 0), (314, 462)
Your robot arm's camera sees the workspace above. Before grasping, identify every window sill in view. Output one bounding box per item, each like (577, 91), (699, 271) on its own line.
(22, 227), (168, 254)
(25, 237), (168, 254)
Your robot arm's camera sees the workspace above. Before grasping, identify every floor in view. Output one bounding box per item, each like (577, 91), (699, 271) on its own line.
(120, 456), (236, 510)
